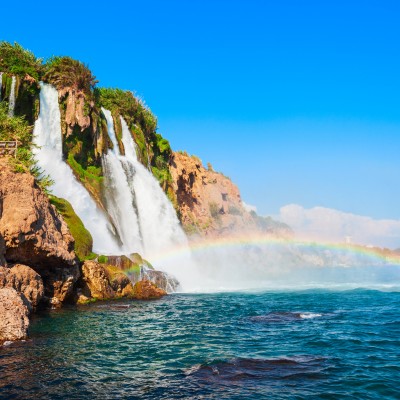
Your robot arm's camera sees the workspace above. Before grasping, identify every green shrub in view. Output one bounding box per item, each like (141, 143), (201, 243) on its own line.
(98, 255), (108, 264)
(43, 56), (97, 96)
(209, 202), (221, 219)
(0, 102), (53, 190)
(0, 41), (43, 80)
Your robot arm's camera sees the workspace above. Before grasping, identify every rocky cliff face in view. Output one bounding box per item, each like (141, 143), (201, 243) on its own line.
(0, 159), (79, 305)
(170, 152), (292, 239)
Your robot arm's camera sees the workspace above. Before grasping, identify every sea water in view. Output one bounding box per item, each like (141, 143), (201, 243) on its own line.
(1, 283), (399, 399)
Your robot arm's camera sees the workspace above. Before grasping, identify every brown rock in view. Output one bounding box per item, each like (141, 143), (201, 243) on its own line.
(169, 152), (256, 236)
(0, 287), (29, 342)
(80, 260), (116, 300)
(0, 266), (9, 287)
(59, 89), (91, 136)
(109, 272), (135, 298)
(170, 152), (293, 240)
(6, 264), (44, 311)
(133, 279), (166, 300)
(0, 234), (6, 267)
(0, 159), (79, 304)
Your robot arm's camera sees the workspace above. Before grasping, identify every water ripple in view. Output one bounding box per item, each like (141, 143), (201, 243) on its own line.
(0, 290), (399, 399)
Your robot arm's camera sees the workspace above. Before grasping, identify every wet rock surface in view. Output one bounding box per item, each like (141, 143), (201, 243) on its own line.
(132, 279), (167, 300)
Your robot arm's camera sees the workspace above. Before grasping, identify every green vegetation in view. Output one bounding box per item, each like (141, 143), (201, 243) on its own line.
(63, 124), (104, 204)
(95, 87), (175, 193)
(98, 255), (108, 264)
(43, 56), (97, 96)
(0, 102), (53, 190)
(0, 42), (41, 124)
(209, 202), (221, 220)
(0, 42), (42, 80)
(49, 196), (94, 260)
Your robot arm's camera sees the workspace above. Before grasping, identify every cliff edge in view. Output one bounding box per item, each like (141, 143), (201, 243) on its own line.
(170, 152), (292, 239)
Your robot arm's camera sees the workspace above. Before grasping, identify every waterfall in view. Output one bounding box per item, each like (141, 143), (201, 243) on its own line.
(101, 110), (199, 289)
(119, 117), (189, 259)
(8, 76), (16, 117)
(101, 108), (144, 254)
(0, 72), (3, 102)
(33, 83), (122, 255)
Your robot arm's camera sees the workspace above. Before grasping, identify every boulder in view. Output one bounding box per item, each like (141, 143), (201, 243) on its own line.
(6, 264), (44, 311)
(132, 279), (167, 300)
(80, 260), (116, 300)
(0, 287), (29, 342)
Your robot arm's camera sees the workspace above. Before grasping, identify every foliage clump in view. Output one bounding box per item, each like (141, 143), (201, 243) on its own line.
(0, 102), (52, 189)
(0, 41), (42, 80)
(43, 56), (97, 96)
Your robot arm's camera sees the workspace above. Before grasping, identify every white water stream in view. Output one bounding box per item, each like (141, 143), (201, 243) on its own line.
(8, 76), (16, 117)
(101, 109), (197, 288)
(33, 83), (122, 254)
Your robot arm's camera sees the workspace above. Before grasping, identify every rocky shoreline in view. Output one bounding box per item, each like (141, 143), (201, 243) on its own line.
(0, 159), (169, 344)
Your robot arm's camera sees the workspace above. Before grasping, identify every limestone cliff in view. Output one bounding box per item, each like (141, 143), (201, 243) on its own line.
(170, 152), (292, 238)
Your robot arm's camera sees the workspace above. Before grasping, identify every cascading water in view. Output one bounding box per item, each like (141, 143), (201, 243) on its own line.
(8, 76), (16, 117)
(101, 108), (143, 254)
(119, 117), (189, 259)
(33, 83), (122, 254)
(101, 109), (200, 289)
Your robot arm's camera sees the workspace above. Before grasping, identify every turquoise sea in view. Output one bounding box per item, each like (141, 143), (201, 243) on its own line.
(1, 282), (400, 399)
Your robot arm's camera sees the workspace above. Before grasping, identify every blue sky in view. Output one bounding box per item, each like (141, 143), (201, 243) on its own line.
(2, 0), (400, 219)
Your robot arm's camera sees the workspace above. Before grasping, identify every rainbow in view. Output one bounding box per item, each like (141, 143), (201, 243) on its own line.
(148, 234), (400, 266)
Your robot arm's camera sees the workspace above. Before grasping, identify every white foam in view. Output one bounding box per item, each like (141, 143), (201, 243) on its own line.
(300, 312), (322, 319)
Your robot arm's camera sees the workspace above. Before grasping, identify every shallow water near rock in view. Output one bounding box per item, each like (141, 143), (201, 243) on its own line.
(1, 288), (399, 399)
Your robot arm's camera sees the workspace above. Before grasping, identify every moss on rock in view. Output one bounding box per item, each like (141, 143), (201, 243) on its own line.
(49, 196), (93, 261)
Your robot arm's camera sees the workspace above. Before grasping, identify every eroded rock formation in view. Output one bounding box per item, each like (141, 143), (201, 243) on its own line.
(170, 152), (292, 238)
(59, 88), (91, 136)
(0, 287), (29, 343)
(4, 264), (44, 312)
(78, 260), (134, 302)
(0, 159), (79, 304)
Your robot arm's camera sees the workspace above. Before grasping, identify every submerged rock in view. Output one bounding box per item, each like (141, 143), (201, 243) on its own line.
(132, 279), (167, 300)
(0, 287), (29, 342)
